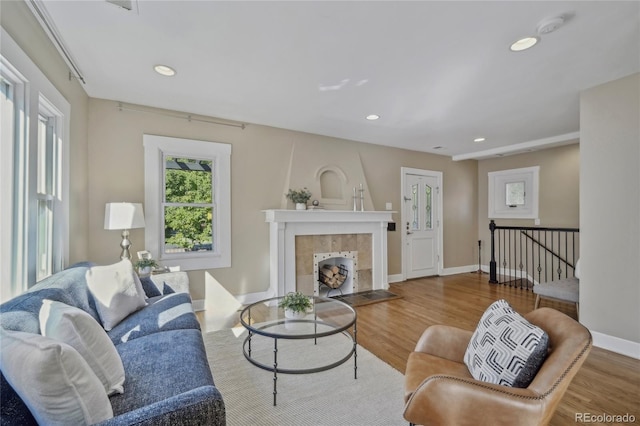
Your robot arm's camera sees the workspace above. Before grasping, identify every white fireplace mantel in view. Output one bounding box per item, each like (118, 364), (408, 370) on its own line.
(264, 209), (394, 298)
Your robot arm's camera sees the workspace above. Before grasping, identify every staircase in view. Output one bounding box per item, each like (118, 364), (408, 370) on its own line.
(488, 220), (580, 289)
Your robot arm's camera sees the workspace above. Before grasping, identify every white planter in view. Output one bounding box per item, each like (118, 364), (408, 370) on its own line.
(138, 266), (152, 275)
(295, 203), (307, 210)
(284, 309), (307, 320)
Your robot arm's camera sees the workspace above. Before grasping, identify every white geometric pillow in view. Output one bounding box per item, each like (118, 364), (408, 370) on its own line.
(86, 259), (147, 331)
(39, 299), (126, 395)
(464, 299), (549, 388)
(0, 328), (113, 425)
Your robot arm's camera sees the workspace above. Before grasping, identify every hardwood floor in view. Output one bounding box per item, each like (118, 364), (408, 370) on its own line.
(197, 273), (639, 425)
(355, 273), (640, 426)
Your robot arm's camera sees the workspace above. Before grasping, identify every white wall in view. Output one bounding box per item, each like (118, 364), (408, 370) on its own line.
(580, 73), (640, 351)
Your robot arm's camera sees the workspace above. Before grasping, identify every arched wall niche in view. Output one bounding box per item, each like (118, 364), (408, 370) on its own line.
(316, 165), (347, 206)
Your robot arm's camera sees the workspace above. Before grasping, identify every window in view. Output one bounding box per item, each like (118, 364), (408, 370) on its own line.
(36, 98), (64, 281)
(488, 166), (539, 219)
(164, 157), (213, 254)
(1, 30), (70, 302)
(144, 135), (231, 270)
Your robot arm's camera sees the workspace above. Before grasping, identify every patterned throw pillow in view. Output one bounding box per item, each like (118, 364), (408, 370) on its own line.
(464, 299), (549, 388)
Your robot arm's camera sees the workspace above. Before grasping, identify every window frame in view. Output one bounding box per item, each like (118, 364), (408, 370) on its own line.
(1, 29), (70, 300)
(488, 166), (539, 219)
(144, 134), (231, 271)
(36, 96), (64, 281)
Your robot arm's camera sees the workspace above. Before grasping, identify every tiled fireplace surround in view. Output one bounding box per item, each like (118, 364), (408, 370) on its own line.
(296, 233), (371, 295)
(264, 210), (393, 298)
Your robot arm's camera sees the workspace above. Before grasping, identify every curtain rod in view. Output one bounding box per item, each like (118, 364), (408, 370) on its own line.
(117, 102), (247, 130)
(27, 0), (86, 84)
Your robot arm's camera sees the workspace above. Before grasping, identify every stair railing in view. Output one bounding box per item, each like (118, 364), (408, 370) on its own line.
(489, 220), (580, 289)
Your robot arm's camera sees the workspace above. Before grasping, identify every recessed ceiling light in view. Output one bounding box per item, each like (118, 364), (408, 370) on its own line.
(510, 36), (539, 52)
(474, 137), (486, 143)
(154, 64), (176, 76)
(365, 114), (380, 121)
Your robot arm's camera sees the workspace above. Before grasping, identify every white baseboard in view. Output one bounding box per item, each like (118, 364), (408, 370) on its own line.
(388, 274), (404, 283)
(193, 291), (272, 312)
(440, 264), (479, 276)
(590, 330), (640, 359)
(234, 289), (275, 305)
(192, 299), (205, 312)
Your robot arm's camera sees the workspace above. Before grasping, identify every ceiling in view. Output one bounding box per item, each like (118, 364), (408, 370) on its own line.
(35, 1), (639, 159)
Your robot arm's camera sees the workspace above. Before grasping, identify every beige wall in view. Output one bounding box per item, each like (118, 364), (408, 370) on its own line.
(580, 73), (640, 344)
(87, 100), (478, 299)
(358, 144), (478, 271)
(477, 144), (580, 265)
(1, 1), (90, 265)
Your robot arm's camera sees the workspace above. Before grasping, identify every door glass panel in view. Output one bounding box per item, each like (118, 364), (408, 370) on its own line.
(425, 185), (432, 229)
(411, 183), (419, 230)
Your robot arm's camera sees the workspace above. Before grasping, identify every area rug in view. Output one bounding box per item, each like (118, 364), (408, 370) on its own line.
(331, 289), (402, 307)
(203, 328), (406, 426)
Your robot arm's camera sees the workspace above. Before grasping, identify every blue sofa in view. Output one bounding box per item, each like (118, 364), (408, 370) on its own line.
(0, 263), (225, 425)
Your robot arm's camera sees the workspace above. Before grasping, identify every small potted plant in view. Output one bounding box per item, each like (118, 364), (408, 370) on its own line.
(279, 291), (313, 319)
(134, 258), (159, 275)
(286, 187), (312, 210)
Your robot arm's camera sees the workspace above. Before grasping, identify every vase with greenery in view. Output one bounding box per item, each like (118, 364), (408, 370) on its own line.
(286, 188), (312, 210)
(134, 258), (159, 275)
(279, 291), (313, 319)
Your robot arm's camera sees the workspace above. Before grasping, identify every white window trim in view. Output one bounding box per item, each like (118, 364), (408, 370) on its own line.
(36, 95), (65, 281)
(1, 29), (70, 299)
(488, 166), (539, 219)
(144, 134), (231, 271)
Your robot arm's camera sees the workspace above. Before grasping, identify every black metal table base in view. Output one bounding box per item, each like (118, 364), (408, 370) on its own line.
(242, 320), (357, 406)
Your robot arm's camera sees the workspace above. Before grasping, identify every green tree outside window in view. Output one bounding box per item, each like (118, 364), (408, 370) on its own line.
(164, 157), (214, 252)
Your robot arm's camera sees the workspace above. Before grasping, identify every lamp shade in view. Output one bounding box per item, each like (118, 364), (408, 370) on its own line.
(104, 203), (145, 230)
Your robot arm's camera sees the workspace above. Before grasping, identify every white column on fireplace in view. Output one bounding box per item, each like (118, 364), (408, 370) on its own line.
(264, 210), (394, 298)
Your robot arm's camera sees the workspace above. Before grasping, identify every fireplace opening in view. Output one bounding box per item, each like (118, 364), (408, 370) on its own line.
(314, 252), (358, 297)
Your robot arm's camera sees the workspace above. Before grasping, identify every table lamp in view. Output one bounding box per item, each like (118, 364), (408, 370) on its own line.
(104, 202), (146, 260)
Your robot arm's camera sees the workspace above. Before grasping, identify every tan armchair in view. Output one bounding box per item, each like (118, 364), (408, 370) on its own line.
(403, 308), (592, 426)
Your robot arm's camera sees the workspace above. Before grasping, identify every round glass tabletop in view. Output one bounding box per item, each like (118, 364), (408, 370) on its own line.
(239, 295), (356, 339)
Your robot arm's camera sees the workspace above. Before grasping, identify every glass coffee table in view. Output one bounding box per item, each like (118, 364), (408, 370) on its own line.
(239, 296), (357, 406)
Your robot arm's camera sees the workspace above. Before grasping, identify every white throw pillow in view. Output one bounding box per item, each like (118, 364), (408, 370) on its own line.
(40, 299), (126, 395)
(464, 299), (549, 388)
(86, 259), (147, 331)
(0, 328), (113, 425)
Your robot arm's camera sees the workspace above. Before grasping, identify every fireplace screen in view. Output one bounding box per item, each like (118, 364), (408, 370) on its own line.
(314, 252), (358, 297)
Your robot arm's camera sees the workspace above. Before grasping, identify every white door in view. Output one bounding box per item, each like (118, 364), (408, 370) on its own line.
(403, 171), (440, 278)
